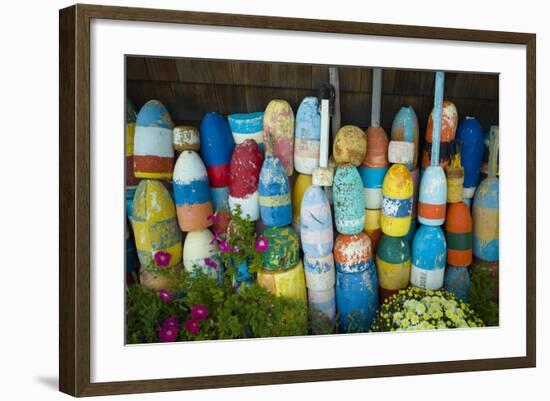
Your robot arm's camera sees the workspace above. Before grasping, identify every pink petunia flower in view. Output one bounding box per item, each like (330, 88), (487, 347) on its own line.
(207, 214), (220, 225)
(159, 289), (172, 302)
(204, 257), (218, 270)
(254, 235), (269, 252)
(219, 239), (231, 253)
(162, 316), (179, 330)
(154, 251), (172, 267)
(209, 229), (220, 245)
(158, 327), (178, 342)
(185, 319), (200, 335)
(191, 304), (209, 320)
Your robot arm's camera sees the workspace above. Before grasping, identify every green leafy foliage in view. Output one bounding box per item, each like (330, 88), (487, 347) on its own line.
(468, 267), (499, 326)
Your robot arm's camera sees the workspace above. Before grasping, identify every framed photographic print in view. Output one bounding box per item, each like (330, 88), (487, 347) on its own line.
(59, 3), (536, 397)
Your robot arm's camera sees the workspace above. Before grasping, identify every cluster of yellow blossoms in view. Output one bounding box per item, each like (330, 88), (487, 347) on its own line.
(370, 287), (484, 332)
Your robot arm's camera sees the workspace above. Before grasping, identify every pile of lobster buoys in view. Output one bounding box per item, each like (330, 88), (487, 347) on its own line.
(125, 88), (498, 333)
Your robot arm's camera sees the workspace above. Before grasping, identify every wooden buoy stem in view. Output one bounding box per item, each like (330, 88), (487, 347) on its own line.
(319, 98), (330, 168)
(329, 67), (341, 143)
(431, 71), (445, 167)
(371, 68), (382, 128)
(488, 126), (499, 178)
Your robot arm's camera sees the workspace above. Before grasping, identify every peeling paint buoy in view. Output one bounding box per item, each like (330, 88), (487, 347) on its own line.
(259, 155), (292, 227)
(134, 100), (175, 180)
(444, 266), (470, 302)
(183, 229), (221, 280)
(257, 260), (307, 302)
(292, 173), (313, 234)
(261, 225), (300, 271)
(304, 253), (336, 322)
(333, 125), (367, 167)
(411, 225), (447, 290)
(294, 96), (321, 174)
(173, 150), (213, 232)
(228, 112), (264, 153)
(263, 100), (295, 176)
(333, 165), (365, 234)
(300, 186), (333, 257)
(381, 164), (413, 237)
(422, 100), (458, 169)
(390, 106), (419, 170)
(173, 125), (200, 152)
(376, 234), (411, 303)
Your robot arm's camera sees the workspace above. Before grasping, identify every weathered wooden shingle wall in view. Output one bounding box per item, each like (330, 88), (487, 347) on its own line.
(126, 57), (498, 133)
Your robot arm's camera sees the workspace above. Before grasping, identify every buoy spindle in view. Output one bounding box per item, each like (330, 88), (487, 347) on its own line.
(431, 71), (445, 166)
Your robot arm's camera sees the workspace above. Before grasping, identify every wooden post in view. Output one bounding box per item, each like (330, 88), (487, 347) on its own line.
(431, 72), (445, 166)
(371, 68), (382, 128)
(329, 67), (341, 143)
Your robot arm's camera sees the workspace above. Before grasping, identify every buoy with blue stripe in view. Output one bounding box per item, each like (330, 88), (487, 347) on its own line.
(228, 139), (263, 221)
(228, 112), (265, 154)
(263, 100), (295, 176)
(422, 100), (458, 169)
(304, 253), (336, 323)
(473, 126), (499, 262)
(133, 100), (175, 180)
(444, 266), (470, 302)
(173, 151), (213, 232)
(334, 232), (379, 332)
(131, 180), (182, 268)
(376, 234), (411, 303)
(411, 225), (447, 290)
(333, 165), (365, 234)
(300, 185), (333, 257)
(360, 127), (389, 209)
(183, 228), (221, 280)
(292, 173), (313, 234)
(418, 71), (447, 226)
(381, 164), (413, 237)
(294, 96), (321, 174)
(457, 116), (485, 203)
(200, 112), (235, 209)
(390, 106), (419, 170)
(259, 155), (292, 227)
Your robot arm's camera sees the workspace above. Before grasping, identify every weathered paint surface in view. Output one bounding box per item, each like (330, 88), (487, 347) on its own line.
(444, 266), (470, 302)
(125, 98), (140, 186)
(210, 186), (230, 212)
(292, 173), (313, 234)
(258, 260), (307, 302)
(304, 253), (336, 291)
(390, 106), (419, 170)
(334, 232), (372, 274)
(229, 139), (263, 221)
(364, 126), (389, 167)
(446, 163), (464, 203)
(404, 218), (417, 246)
(422, 100), (458, 168)
(472, 178), (499, 261)
(364, 208), (382, 253)
(359, 166), (388, 209)
(336, 264), (379, 332)
(418, 166), (447, 226)
(411, 225), (447, 290)
(131, 180), (182, 268)
(333, 125), (367, 166)
(199, 112), (235, 188)
(445, 202), (473, 266)
(457, 116), (484, 190)
(228, 112), (265, 153)
(173, 151), (213, 232)
(263, 100), (295, 176)
(262, 225), (300, 271)
(173, 125), (200, 152)
(259, 155), (292, 227)
(294, 97), (321, 174)
(333, 166), (365, 234)
(388, 141), (415, 165)
(300, 186), (333, 257)
(381, 164), (413, 237)
(134, 100), (175, 180)
(376, 235), (411, 301)
(183, 229), (221, 280)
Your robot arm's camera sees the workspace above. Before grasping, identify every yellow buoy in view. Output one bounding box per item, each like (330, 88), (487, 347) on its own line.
(258, 260), (307, 302)
(380, 164), (413, 237)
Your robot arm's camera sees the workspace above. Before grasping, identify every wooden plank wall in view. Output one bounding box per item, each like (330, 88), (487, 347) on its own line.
(126, 57), (499, 134)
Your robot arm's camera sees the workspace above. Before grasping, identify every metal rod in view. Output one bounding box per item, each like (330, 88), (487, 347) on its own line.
(371, 68), (382, 127)
(431, 71), (445, 166)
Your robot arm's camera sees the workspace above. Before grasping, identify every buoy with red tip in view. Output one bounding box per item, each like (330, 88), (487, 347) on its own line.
(390, 106), (419, 170)
(200, 112), (235, 209)
(294, 96), (321, 174)
(263, 100), (295, 176)
(133, 100), (175, 180)
(173, 151), (213, 232)
(422, 100), (458, 169)
(418, 71), (447, 226)
(228, 139), (263, 221)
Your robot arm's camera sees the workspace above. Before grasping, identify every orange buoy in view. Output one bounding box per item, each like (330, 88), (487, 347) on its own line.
(445, 202), (473, 266)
